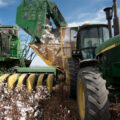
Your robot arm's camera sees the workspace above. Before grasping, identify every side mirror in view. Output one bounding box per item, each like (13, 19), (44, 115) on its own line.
(104, 7), (113, 38)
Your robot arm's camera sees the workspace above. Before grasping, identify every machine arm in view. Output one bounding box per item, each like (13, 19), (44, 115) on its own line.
(47, 1), (67, 27)
(16, 0), (67, 42)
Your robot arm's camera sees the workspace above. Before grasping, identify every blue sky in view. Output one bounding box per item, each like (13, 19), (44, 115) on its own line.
(0, 0), (118, 26)
(0, 0), (119, 66)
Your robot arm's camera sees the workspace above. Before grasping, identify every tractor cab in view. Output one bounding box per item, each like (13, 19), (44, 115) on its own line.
(73, 24), (109, 59)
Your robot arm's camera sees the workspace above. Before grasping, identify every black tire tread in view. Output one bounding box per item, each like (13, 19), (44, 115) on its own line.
(77, 67), (110, 120)
(68, 58), (79, 98)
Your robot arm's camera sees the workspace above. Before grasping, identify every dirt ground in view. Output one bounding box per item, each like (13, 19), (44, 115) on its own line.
(41, 83), (120, 120)
(110, 103), (120, 120)
(0, 82), (120, 120)
(42, 83), (79, 120)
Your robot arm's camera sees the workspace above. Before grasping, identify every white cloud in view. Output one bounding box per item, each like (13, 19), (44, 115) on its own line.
(0, 0), (7, 7)
(68, 21), (89, 27)
(68, 8), (107, 27)
(68, 7), (120, 27)
(94, 9), (106, 22)
(0, 0), (16, 7)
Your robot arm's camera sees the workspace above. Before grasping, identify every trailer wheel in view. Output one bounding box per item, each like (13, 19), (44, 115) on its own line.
(68, 58), (79, 98)
(77, 67), (109, 120)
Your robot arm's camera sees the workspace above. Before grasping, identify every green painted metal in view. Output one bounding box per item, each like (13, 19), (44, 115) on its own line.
(17, 66), (57, 83)
(47, 1), (67, 27)
(96, 35), (120, 55)
(112, 62), (120, 77)
(17, 66), (56, 73)
(10, 36), (20, 58)
(16, 0), (67, 42)
(0, 26), (21, 59)
(96, 35), (120, 86)
(0, 25), (26, 75)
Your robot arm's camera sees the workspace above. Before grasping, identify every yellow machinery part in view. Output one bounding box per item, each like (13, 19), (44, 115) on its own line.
(77, 81), (85, 120)
(17, 74), (28, 91)
(0, 74), (9, 87)
(0, 73), (54, 93)
(36, 74), (44, 91)
(65, 70), (70, 85)
(29, 43), (53, 66)
(7, 74), (19, 91)
(46, 74), (54, 93)
(26, 74), (36, 92)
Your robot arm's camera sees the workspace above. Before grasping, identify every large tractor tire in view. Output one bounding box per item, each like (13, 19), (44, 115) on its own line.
(77, 67), (109, 120)
(68, 58), (79, 99)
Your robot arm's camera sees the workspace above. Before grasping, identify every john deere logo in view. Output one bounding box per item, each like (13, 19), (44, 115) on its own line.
(12, 43), (16, 46)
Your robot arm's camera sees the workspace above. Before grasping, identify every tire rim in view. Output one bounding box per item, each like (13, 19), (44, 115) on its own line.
(77, 81), (85, 120)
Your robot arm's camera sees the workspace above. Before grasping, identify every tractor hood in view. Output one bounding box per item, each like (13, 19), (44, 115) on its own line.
(96, 34), (120, 56)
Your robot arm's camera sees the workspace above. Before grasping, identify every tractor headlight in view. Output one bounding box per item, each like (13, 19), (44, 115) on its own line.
(77, 51), (80, 54)
(72, 50), (76, 54)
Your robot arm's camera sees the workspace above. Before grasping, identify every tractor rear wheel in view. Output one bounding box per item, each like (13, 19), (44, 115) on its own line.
(77, 67), (109, 120)
(68, 58), (79, 98)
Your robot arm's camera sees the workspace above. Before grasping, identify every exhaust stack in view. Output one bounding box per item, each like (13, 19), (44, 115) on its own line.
(104, 0), (120, 37)
(113, 0), (120, 36)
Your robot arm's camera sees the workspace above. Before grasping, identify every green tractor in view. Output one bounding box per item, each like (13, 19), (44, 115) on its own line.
(68, 23), (110, 120)
(68, 0), (120, 120)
